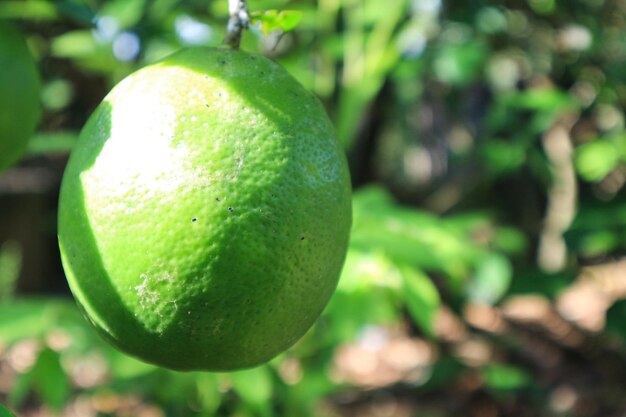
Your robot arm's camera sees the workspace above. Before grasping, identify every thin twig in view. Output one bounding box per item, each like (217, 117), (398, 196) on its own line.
(224, 0), (250, 49)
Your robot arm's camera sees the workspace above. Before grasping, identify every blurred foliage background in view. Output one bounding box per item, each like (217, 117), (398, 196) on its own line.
(2, 0), (626, 416)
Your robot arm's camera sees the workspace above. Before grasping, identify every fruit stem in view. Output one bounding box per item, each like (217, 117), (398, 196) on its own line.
(224, 0), (250, 49)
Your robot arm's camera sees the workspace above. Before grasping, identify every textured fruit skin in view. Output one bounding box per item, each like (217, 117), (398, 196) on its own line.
(0, 24), (41, 171)
(58, 47), (352, 371)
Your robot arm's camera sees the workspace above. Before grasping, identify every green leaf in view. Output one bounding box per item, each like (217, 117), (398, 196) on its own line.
(106, 348), (156, 379)
(50, 30), (100, 59)
(0, 1), (58, 21)
(482, 139), (527, 175)
(0, 403), (16, 417)
(420, 355), (465, 391)
(0, 301), (54, 344)
(195, 373), (221, 414)
(399, 265), (440, 338)
(41, 79), (74, 111)
(0, 299), (91, 347)
(99, 0), (147, 29)
(8, 347), (71, 411)
(433, 40), (488, 86)
(467, 254), (512, 305)
(27, 131), (78, 155)
(528, 0), (555, 14)
(54, 1), (96, 25)
(231, 366), (273, 412)
(8, 368), (33, 409)
(506, 88), (574, 112)
(575, 139), (620, 181)
(482, 364), (531, 391)
(250, 10), (302, 35)
(349, 186), (490, 297)
(0, 241), (21, 301)
(325, 250), (402, 344)
(30, 348), (71, 410)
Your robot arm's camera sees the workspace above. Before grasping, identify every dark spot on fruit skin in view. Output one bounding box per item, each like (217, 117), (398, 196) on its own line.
(205, 103), (210, 108)
(300, 236), (305, 241)
(215, 197), (221, 202)
(191, 218), (198, 222)
(244, 298), (252, 305)
(228, 207), (234, 212)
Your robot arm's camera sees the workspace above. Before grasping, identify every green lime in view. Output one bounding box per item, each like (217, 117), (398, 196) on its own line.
(58, 47), (352, 371)
(0, 24), (40, 171)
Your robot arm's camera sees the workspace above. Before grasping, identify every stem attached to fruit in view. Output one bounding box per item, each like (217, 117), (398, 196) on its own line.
(224, 0), (250, 49)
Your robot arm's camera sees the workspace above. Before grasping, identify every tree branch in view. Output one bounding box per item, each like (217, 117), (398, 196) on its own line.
(224, 0), (250, 49)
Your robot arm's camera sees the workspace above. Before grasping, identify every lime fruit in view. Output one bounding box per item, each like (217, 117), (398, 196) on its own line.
(0, 24), (40, 171)
(58, 47), (352, 371)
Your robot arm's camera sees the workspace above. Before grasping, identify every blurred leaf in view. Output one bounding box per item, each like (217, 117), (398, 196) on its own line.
(336, 0), (408, 147)
(509, 269), (574, 298)
(55, 1), (96, 25)
(467, 254), (512, 305)
(476, 7), (507, 34)
(351, 185), (395, 211)
(433, 40), (487, 86)
(569, 201), (626, 230)
(575, 231), (620, 257)
(0, 0), (96, 23)
(251, 10), (302, 35)
(27, 131), (78, 155)
(350, 187), (485, 288)
(420, 355), (465, 391)
(326, 249), (401, 343)
(0, 299), (90, 347)
(41, 79), (74, 111)
(492, 227), (528, 255)
(482, 139), (527, 175)
(506, 89), (574, 112)
(399, 265), (440, 338)
(0, 403), (15, 417)
(9, 347), (71, 411)
(194, 373), (221, 414)
(0, 301), (58, 345)
(337, 249), (402, 293)
(489, 88), (578, 133)
(528, 0), (556, 14)
(566, 200), (626, 256)
(606, 299), (626, 345)
(51, 30), (100, 58)
(0, 1), (57, 21)
(106, 348), (156, 379)
(99, 0), (146, 29)
(231, 366), (273, 415)
(0, 241), (21, 301)
(29, 348), (71, 410)
(8, 370), (32, 411)
(575, 139), (620, 181)
(483, 364), (532, 391)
